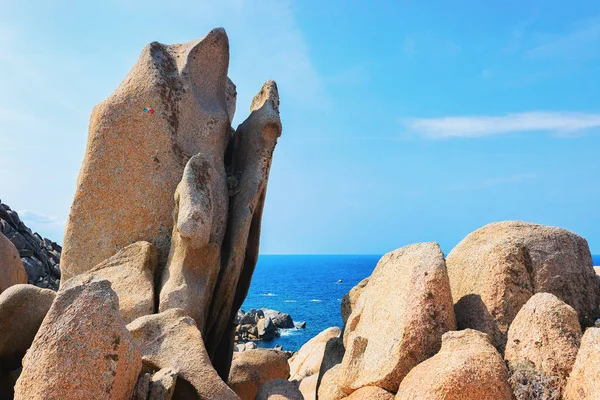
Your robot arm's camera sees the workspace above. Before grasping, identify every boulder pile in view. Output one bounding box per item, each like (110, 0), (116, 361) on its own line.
(283, 222), (600, 400)
(234, 308), (296, 343)
(0, 201), (61, 290)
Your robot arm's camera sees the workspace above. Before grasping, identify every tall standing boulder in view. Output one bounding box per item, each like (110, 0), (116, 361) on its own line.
(126, 308), (238, 400)
(61, 28), (234, 280)
(395, 329), (513, 400)
(339, 242), (456, 393)
(62, 241), (158, 323)
(504, 292), (581, 381)
(205, 80), (282, 376)
(447, 221), (600, 336)
(563, 327), (600, 400)
(14, 280), (141, 400)
(159, 153), (228, 332)
(0, 284), (55, 371)
(0, 232), (27, 293)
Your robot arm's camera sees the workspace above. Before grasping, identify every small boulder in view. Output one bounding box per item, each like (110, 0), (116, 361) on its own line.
(127, 308), (238, 400)
(228, 349), (289, 400)
(395, 329), (513, 400)
(149, 368), (178, 400)
(240, 309), (265, 325)
(317, 364), (345, 400)
(288, 326), (341, 381)
(0, 233), (27, 293)
(0, 284), (56, 371)
(14, 281), (141, 400)
(257, 316), (278, 340)
(262, 308), (295, 329)
(564, 327), (600, 400)
(62, 241), (158, 323)
(347, 386), (394, 400)
(255, 378), (303, 400)
(505, 293), (581, 380)
(447, 237), (533, 352)
(298, 374), (318, 400)
(339, 243), (456, 393)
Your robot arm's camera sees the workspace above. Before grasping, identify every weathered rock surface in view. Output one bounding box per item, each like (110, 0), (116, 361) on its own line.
(206, 80), (283, 377)
(288, 326), (341, 381)
(62, 241), (158, 323)
(159, 153), (228, 332)
(447, 221), (600, 331)
(149, 368), (178, 400)
(0, 284), (55, 371)
(339, 242), (456, 393)
(127, 308), (238, 400)
(0, 232), (27, 294)
(316, 337), (345, 399)
(564, 327), (600, 400)
(317, 364), (345, 400)
(341, 277), (369, 327)
(255, 378), (303, 400)
(262, 308), (295, 329)
(257, 316), (278, 340)
(298, 373), (318, 400)
(505, 292), (581, 381)
(447, 237), (533, 352)
(61, 28), (234, 279)
(132, 367), (178, 400)
(395, 329), (513, 400)
(14, 280), (141, 400)
(0, 201), (61, 290)
(228, 349), (290, 400)
(346, 386), (394, 400)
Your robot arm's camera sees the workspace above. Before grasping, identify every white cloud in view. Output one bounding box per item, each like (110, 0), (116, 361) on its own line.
(442, 173), (539, 191)
(17, 210), (65, 226)
(404, 112), (600, 139)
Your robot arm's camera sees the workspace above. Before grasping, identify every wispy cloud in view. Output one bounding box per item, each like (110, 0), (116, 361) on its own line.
(442, 173), (539, 192)
(17, 210), (66, 226)
(404, 112), (600, 139)
(528, 14), (600, 61)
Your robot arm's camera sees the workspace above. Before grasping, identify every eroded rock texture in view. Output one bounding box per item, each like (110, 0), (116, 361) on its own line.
(447, 221), (600, 340)
(61, 28), (234, 279)
(339, 242), (456, 394)
(61, 27), (282, 380)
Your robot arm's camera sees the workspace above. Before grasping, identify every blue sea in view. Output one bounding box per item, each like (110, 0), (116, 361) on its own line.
(243, 254), (600, 352)
(241, 255), (379, 352)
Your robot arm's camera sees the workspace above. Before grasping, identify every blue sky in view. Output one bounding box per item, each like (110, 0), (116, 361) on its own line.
(1, 0), (599, 255)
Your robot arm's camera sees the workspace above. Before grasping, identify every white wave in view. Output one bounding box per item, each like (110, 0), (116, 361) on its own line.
(284, 300), (297, 303)
(262, 293), (277, 297)
(279, 329), (302, 337)
(310, 299), (322, 302)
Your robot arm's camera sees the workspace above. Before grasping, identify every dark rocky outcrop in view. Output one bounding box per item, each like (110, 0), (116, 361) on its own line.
(0, 201), (61, 290)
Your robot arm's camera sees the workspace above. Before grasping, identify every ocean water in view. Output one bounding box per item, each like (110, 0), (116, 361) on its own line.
(243, 254), (600, 352)
(241, 255), (379, 352)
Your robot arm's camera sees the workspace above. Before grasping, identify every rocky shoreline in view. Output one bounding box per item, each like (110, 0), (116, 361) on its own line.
(233, 308), (305, 353)
(1, 26), (600, 400)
